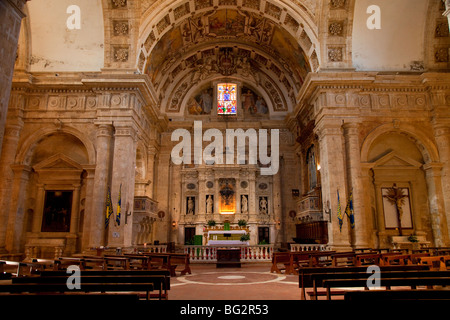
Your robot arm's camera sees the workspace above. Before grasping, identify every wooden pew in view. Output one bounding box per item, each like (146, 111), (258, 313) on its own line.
(345, 289), (450, 301)
(330, 252), (357, 267)
(298, 265), (430, 300)
(82, 256), (106, 270)
(0, 282), (154, 299)
(0, 260), (47, 277)
(418, 255), (450, 271)
(382, 253), (430, 266)
(103, 255), (130, 270)
(123, 254), (151, 270)
(270, 252), (291, 274)
(169, 253), (191, 276)
(55, 257), (87, 270)
(311, 270), (450, 300)
(13, 273), (167, 300)
(37, 269), (170, 299)
(285, 252), (313, 275)
(0, 261), (12, 280)
(308, 251), (336, 267)
(323, 275), (450, 300)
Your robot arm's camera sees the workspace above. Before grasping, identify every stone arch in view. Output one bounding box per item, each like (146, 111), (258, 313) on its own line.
(16, 126), (96, 166)
(361, 123), (440, 165)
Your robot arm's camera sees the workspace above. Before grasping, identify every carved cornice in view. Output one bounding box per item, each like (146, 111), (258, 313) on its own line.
(293, 72), (450, 120)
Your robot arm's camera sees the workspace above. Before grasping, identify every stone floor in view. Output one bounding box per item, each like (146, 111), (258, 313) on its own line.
(169, 262), (304, 300)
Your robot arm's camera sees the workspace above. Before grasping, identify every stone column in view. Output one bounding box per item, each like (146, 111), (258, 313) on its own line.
(272, 164), (282, 245)
(0, 121), (23, 253)
(342, 122), (369, 248)
(316, 122), (351, 251)
(107, 124), (137, 248)
(423, 163), (449, 246)
(88, 124), (114, 248)
(0, 0), (27, 157)
(432, 125), (450, 242)
(81, 166), (95, 251)
(5, 164), (31, 252)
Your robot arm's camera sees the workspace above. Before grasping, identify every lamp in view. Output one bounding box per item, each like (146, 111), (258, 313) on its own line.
(172, 220), (177, 228)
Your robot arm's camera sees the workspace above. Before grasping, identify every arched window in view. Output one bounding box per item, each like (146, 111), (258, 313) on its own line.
(217, 83), (237, 115)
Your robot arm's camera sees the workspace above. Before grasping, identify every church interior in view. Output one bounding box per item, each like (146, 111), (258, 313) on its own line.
(1, 0), (450, 305)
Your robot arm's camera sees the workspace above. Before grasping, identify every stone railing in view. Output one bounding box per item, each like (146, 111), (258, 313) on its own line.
(133, 245), (168, 253)
(184, 245), (274, 263)
(290, 243), (329, 252)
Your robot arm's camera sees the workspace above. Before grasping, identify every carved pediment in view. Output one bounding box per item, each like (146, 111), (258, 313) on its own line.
(371, 151), (422, 169)
(33, 153), (84, 171)
(33, 153), (84, 183)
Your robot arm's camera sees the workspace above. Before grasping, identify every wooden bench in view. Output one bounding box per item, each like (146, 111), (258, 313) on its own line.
(382, 253), (430, 266)
(418, 255), (450, 271)
(103, 255), (131, 270)
(323, 276), (450, 300)
(169, 253), (192, 276)
(149, 253), (191, 275)
(298, 265), (430, 300)
(344, 289), (450, 301)
(285, 252), (315, 275)
(308, 251), (336, 267)
(270, 252), (290, 274)
(0, 260), (49, 277)
(330, 252), (357, 267)
(0, 282), (154, 299)
(311, 270), (450, 300)
(13, 273), (167, 300)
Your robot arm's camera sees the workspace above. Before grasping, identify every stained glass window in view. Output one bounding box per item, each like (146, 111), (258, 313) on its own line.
(217, 83), (237, 115)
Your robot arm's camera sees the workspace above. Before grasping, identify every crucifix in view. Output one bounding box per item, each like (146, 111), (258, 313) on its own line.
(383, 183), (408, 236)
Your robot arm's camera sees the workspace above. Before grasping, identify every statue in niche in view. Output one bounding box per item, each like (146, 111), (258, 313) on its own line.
(241, 195), (248, 214)
(206, 195), (214, 214)
(187, 197), (195, 215)
(137, 216), (152, 244)
(259, 196), (268, 215)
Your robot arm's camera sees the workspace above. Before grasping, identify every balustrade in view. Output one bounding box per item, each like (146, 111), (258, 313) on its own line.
(290, 243), (329, 252)
(184, 245), (274, 262)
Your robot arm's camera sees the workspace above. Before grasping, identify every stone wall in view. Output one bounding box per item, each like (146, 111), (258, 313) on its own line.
(0, 0), (27, 162)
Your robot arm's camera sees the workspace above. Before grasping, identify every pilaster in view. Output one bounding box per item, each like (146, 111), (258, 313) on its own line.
(315, 121), (351, 251)
(107, 123), (138, 247)
(342, 122), (368, 248)
(88, 124), (114, 248)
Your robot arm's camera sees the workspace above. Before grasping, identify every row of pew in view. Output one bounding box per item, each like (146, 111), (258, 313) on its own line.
(271, 247), (450, 300)
(0, 252), (191, 300)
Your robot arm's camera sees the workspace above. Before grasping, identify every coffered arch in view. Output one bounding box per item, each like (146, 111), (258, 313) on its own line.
(137, 0), (321, 117)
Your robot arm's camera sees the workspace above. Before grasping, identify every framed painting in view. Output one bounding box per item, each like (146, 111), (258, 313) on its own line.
(41, 190), (73, 232)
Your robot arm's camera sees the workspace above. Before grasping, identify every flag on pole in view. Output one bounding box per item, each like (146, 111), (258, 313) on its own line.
(337, 189), (343, 232)
(345, 191), (355, 229)
(116, 184), (122, 226)
(105, 187), (113, 228)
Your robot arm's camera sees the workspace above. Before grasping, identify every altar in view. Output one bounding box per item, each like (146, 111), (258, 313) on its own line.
(217, 248), (241, 268)
(207, 230), (249, 246)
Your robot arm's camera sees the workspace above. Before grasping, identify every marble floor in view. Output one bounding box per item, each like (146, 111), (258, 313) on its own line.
(169, 262), (303, 300)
